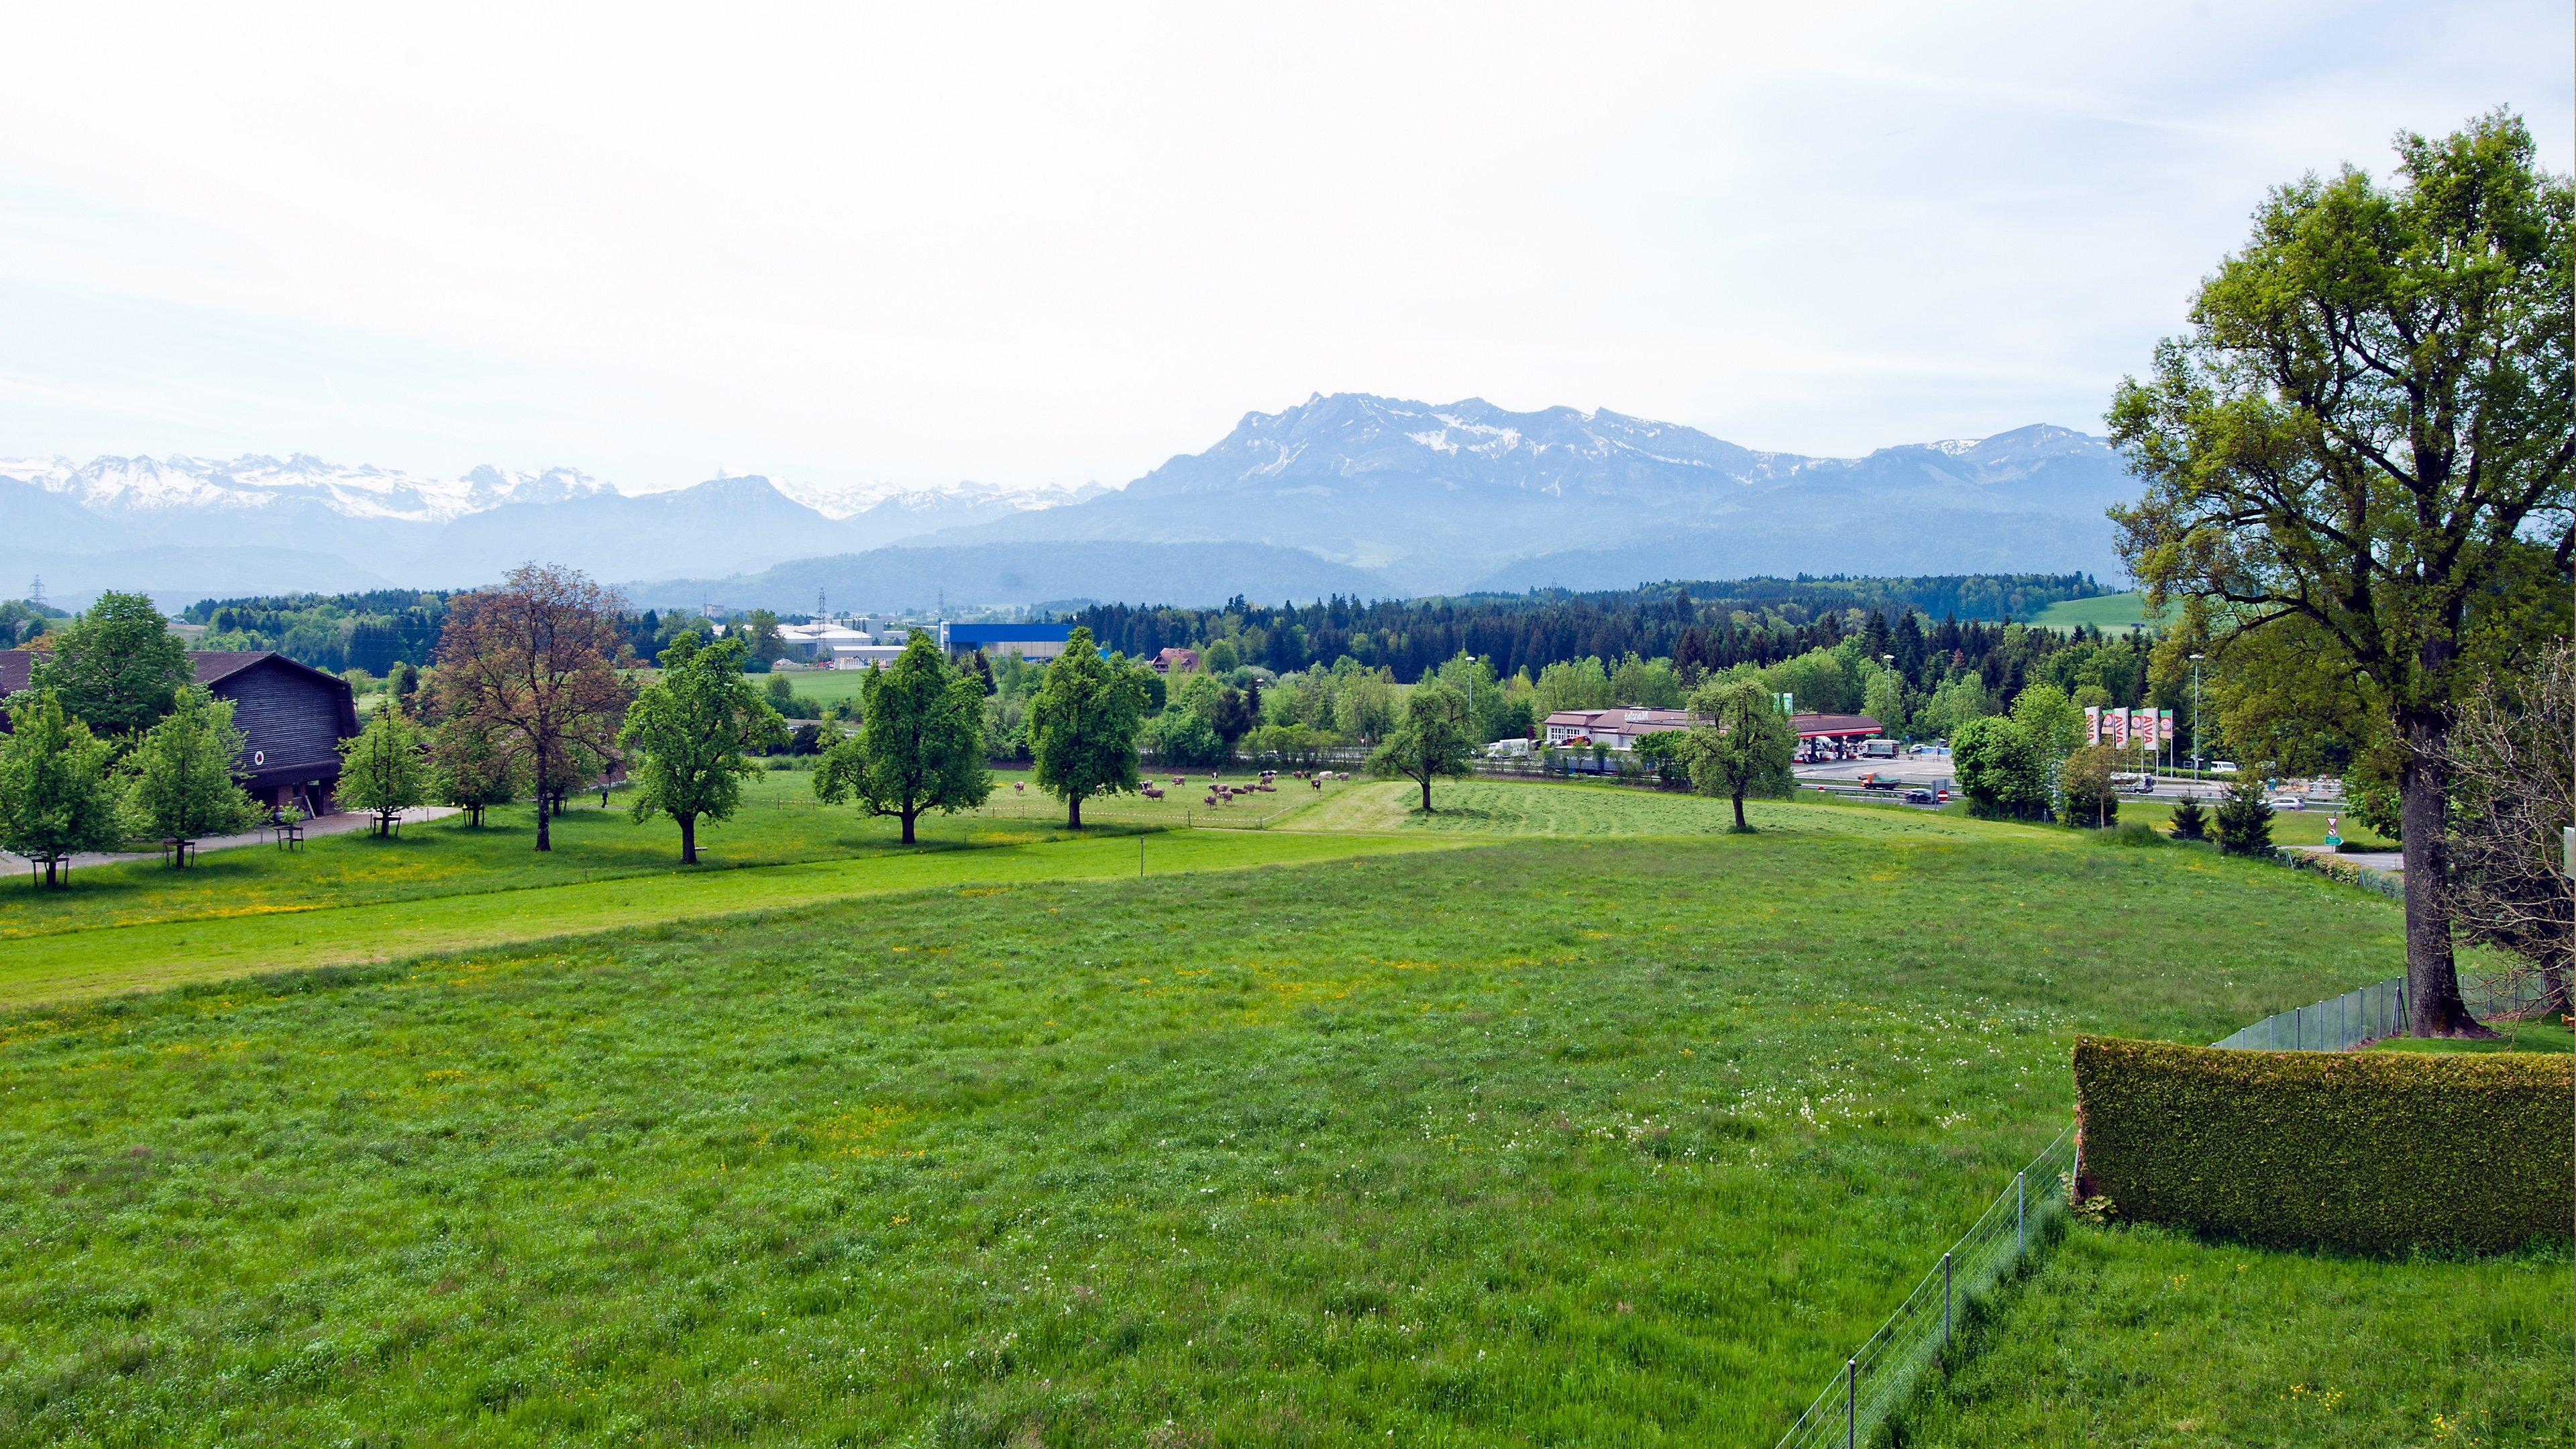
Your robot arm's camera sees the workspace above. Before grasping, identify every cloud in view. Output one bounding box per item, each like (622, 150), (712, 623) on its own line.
(0, 1), (2563, 491)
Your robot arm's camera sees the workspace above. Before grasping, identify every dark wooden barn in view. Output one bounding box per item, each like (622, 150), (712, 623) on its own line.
(0, 650), (362, 814)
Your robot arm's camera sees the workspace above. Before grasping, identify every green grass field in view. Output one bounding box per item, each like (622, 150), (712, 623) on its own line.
(2106, 795), (2398, 851)
(2027, 591), (2174, 633)
(0, 773), (983, 939)
(1297, 778), (2006, 840)
(1892, 1224), (2569, 1447)
(0, 778), (2461, 1446)
(767, 668), (871, 704)
(0, 776), (2552, 1444)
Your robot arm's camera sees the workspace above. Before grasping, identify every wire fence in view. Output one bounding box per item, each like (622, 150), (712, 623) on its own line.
(1772, 1126), (2078, 1449)
(1772, 949), (2564, 1447)
(2208, 977), (2408, 1051)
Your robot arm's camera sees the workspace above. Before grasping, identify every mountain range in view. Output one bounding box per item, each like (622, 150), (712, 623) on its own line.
(7, 393), (2137, 608)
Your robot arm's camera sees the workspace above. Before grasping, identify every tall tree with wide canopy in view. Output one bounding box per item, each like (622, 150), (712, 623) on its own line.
(1367, 682), (1474, 813)
(0, 690), (124, 887)
(813, 631), (989, 845)
(2108, 112), (2573, 1036)
(1683, 678), (1796, 831)
(433, 564), (631, 852)
(30, 589), (190, 736)
(1028, 627), (1143, 828)
(621, 631), (782, 863)
(122, 685), (258, 861)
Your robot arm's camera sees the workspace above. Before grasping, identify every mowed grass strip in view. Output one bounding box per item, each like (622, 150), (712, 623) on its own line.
(0, 829), (2412, 1445)
(1892, 1224), (2568, 1447)
(0, 772), (1004, 940)
(0, 829), (1458, 1009)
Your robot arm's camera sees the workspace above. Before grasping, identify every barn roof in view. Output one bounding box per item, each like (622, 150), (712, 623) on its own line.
(0, 649), (349, 698)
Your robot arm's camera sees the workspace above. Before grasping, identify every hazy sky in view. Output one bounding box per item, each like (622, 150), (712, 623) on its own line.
(1, 2), (2565, 494)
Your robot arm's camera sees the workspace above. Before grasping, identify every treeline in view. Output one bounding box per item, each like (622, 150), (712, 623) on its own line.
(182, 590), (456, 674)
(180, 591), (702, 674)
(1057, 574), (2104, 683)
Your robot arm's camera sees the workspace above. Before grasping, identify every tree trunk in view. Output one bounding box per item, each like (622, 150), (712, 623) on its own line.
(1733, 791), (1749, 832)
(533, 742), (553, 852)
(679, 814), (697, 865)
(1068, 796), (1083, 830)
(42, 857), (58, 889)
(899, 806), (917, 845)
(2399, 712), (2491, 1037)
(1419, 773), (1433, 812)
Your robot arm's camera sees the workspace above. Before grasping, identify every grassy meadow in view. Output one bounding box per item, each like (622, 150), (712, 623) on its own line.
(1892, 1224), (2569, 1448)
(2107, 794), (2398, 852)
(0, 776), (2467, 1446)
(2025, 591), (2174, 634)
(1297, 777), (1992, 840)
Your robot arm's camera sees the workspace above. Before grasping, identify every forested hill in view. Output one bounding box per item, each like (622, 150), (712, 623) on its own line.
(1059, 574), (2104, 683)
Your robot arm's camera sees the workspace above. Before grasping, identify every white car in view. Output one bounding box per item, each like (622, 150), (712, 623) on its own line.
(2266, 795), (2306, 811)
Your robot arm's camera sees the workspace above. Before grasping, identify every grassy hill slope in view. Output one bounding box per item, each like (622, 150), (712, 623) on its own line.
(0, 796), (2439, 1444)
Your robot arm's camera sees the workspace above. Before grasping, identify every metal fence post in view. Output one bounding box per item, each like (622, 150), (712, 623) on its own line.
(1845, 1356), (1856, 1449)
(1943, 1250), (1953, 1349)
(2015, 1170), (2026, 1256)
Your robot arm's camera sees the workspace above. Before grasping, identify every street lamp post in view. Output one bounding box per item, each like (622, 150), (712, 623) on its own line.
(2188, 653), (2206, 779)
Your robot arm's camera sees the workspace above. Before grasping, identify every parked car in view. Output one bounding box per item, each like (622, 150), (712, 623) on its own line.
(2267, 795), (2306, 811)
(2208, 761), (2239, 775)
(1902, 788), (1935, 806)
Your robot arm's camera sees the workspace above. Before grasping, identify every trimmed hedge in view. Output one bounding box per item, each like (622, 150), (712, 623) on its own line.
(2074, 1035), (2571, 1254)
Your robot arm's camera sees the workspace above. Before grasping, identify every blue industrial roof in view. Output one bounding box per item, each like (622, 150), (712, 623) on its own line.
(943, 623), (1073, 644)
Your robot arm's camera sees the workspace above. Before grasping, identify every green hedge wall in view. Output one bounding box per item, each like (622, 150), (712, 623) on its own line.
(2074, 1036), (2571, 1254)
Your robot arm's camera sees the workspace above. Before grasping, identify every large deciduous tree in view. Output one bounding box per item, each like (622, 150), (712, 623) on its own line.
(1028, 628), (1143, 829)
(621, 631), (783, 863)
(1368, 682), (1474, 813)
(2108, 112), (2573, 1036)
(337, 700), (429, 837)
(813, 631), (988, 845)
(31, 589), (191, 736)
(122, 685), (258, 861)
(0, 689), (124, 887)
(433, 564), (631, 852)
(1683, 678), (1796, 832)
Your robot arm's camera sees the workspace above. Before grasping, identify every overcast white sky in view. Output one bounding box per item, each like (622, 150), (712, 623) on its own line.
(0, 2), (2565, 494)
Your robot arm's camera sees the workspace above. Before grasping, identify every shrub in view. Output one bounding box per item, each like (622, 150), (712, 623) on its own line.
(2106, 823), (2165, 848)
(2167, 794), (2210, 841)
(2214, 777), (2274, 856)
(2073, 1035), (2571, 1254)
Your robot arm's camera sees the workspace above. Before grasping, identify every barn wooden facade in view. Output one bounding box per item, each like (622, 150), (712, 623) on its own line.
(0, 650), (362, 814)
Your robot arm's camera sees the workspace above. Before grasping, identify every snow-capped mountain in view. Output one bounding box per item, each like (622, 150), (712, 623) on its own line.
(5, 395), (2136, 606)
(928, 393), (2133, 590)
(765, 474), (1106, 522)
(1, 453), (608, 524)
